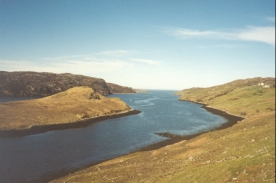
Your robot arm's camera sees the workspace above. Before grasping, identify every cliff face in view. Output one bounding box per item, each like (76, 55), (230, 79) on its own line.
(0, 71), (113, 97)
(107, 83), (136, 94)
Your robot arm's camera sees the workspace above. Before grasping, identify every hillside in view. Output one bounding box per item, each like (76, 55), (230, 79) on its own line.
(107, 82), (136, 93)
(176, 77), (275, 117)
(51, 77), (275, 183)
(0, 71), (137, 97)
(0, 86), (136, 132)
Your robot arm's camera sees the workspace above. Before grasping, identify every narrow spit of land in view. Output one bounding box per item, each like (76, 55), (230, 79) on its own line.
(0, 86), (140, 137)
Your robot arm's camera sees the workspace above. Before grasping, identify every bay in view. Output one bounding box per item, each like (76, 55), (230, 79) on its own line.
(0, 90), (227, 182)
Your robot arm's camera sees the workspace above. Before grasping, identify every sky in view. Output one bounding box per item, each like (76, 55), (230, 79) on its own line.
(0, 0), (275, 90)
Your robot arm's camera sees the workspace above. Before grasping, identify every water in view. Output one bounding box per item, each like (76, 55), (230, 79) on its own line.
(0, 97), (39, 103)
(0, 90), (227, 182)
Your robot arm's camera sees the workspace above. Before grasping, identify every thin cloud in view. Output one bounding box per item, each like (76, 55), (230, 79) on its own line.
(0, 58), (132, 75)
(0, 60), (66, 73)
(266, 16), (275, 23)
(131, 58), (162, 65)
(42, 55), (89, 61)
(163, 27), (234, 39)
(95, 50), (131, 56)
(53, 59), (131, 73)
(165, 28), (226, 38)
(198, 43), (247, 49)
(164, 25), (275, 46)
(238, 26), (275, 45)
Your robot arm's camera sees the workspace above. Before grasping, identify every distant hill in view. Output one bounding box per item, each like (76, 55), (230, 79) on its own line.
(0, 71), (136, 97)
(134, 89), (148, 93)
(107, 83), (136, 93)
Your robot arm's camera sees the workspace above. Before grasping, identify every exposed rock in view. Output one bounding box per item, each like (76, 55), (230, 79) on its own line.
(107, 82), (136, 93)
(134, 89), (148, 93)
(89, 93), (101, 100)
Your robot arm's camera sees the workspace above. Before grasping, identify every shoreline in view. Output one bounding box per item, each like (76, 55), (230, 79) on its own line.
(4, 99), (245, 183)
(31, 99), (244, 183)
(0, 109), (141, 138)
(139, 99), (245, 151)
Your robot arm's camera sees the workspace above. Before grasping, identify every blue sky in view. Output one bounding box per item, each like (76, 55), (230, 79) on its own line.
(0, 0), (275, 90)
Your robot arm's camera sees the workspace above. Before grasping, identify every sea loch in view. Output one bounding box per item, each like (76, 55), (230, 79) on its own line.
(0, 90), (228, 182)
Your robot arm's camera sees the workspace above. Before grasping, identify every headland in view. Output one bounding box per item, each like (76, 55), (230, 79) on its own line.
(0, 86), (140, 137)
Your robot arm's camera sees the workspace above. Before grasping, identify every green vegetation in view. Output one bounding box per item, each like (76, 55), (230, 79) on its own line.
(51, 78), (275, 183)
(208, 85), (274, 117)
(176, 77), (275, 117)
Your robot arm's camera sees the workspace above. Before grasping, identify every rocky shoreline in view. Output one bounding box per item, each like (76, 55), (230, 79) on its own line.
(139, 100), (245, 151)
(0, 92), (247, 182)
(0, 109), (141, 138)
(38, 99), (246, 183)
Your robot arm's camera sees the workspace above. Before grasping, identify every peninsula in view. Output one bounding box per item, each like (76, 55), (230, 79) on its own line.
(0, 86), (139, 136)
(107, 82), (136, 94)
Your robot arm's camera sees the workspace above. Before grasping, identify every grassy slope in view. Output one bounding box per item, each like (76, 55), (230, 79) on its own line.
(207, 86), (275, 117)
(51, 78), (275, 183)
(0, 86), (131, 130)
(176, 78), (275, 117)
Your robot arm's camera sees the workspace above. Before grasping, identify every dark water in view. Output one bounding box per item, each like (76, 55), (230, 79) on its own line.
(0, 90), (227, 182)
(0, 97), (39, 103)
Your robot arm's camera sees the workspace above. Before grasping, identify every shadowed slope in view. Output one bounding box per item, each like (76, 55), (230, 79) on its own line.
(107, 83), (136, 93)
(0, 71), (112, 96)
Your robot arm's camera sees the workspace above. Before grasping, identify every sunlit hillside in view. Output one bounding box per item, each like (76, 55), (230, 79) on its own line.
(51, 78), (275, 183)
(0, 87), (132, 131)
(176, 77), (275, 117)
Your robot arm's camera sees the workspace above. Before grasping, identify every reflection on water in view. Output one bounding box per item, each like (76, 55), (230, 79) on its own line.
(0, 90), (227, 182)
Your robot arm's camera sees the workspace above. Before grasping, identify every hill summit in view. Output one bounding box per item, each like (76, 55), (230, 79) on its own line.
(0, 71), (136, 97)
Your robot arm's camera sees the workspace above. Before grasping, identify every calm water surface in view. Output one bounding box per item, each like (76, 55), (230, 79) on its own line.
(0, 90), (227, 182)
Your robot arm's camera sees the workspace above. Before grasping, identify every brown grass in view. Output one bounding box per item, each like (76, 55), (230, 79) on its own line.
(0, 86), (131, 130)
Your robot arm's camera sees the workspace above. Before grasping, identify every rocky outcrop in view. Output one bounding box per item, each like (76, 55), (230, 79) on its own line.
(107, 83), (136, 93)
(0, 71), (135, 97)
(134, 89), (148, 93)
